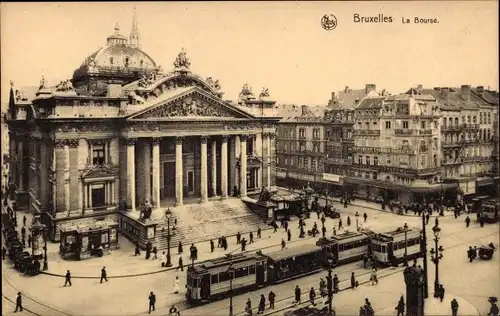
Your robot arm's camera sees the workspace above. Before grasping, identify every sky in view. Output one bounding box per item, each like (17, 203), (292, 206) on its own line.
(1, 1), (498, 108)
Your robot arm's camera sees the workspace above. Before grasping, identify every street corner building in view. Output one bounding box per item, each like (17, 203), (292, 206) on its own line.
(5, 16), (281, 250)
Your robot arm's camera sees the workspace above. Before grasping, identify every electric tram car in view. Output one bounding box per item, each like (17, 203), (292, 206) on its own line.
(481, 200), (499, 223)
(371, 227), (423, 265)
(186, 244), (324, 303)
(316, 230), (375, 266)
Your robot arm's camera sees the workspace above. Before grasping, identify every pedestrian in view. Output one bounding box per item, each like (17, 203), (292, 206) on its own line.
(145, 247), (151, 260)
(487, 297), (499, 316)
(451, 298), (459, 316)
(332, 227), (336, 236)
(210, 239), (214, 253)
(249, 232), (254, 244)
(338, 219), (343, 230)
(237, 232), (241, 244)
(148, 292), (156, 314)
(22, 236), (26, 248)
(363, 213), (367, 223)
(135, 243), (141, 256)
(347, 216), (351, 226)
(321, 215), (326, 227)
(169, 305), (180, 316)
(364, 299), (374, 316)
(467, 246), (474, 262)
(281, 239), (286, 250)
(370, 268), (378, 285)
(152, 247), (158, 260)
(284, 220), (289, 232)
(309, 287), (316, 305)
(100, 266), (108, 283)
(268, 291), (275, 309)
(174, 276), (180, 294)
(246, 298), (253, 316)
(480, 215), (485, 227)
(176, 256), (184, 271)
(178, 241), (183, 254)
(465, 216), (471, 228)
(351, 272), (357, 289)
(2, 246), (6, 260)
(64, 270), (72, 286)
(23, 215), (27, 226)
(439, 284), (445, 302)
(27, 235), (32, 248)
(359, 306), (365, 316)
(161, 251), (166, 267)
(14, 292), (23, 313)
(190, 243), (197, 260)
(294, 285), (301, 304)
(257, 227), (261, 239)
(223, 236), (228, 251)
(333, 274), (340, 293)
(426, 213), (430, 225)
(287, 229), (291, 242)
(435, 217), (439, 227)
(258, 294), (266, 314)
(396, 295), (405, 316)
(218, 236), (222, 248)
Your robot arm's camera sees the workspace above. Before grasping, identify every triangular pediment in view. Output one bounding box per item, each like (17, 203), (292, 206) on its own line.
(128, 87), (255, 120)
(82, 165), (118, 179)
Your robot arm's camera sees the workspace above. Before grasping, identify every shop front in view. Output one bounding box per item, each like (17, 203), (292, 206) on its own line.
(59, 220), (119, 260)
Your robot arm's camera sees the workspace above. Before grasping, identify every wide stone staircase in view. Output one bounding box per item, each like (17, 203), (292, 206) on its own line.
(153, 198), (269, 250)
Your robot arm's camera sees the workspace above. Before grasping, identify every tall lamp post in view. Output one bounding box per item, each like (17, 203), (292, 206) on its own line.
(355, 212), (360, 229)
(29, 215), (48, 270)
(165, 208), (172, 267)
(228, 262), (235, 316)
(421, 210), (429, 298)
(430, 224), (444, 297)
(326, 267), (334, 313)
(403, 222), (409, 266)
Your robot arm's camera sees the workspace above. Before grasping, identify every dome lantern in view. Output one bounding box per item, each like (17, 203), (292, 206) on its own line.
(107, 23), (127, 46)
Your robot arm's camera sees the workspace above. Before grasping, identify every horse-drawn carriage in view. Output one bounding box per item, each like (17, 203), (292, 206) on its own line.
(478, 243), (495, 260)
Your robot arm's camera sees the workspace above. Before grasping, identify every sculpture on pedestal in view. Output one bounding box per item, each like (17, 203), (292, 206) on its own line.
(403, 265), (425, 316)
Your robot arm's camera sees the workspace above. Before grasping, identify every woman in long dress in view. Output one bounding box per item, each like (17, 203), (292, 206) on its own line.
(174, 276), (180, 294)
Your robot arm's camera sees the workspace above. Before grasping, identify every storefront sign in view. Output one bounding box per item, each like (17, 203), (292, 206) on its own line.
(288, 172), (315, 182)
(147, 227), (155, 239)
(459, 181), (476, 196)
(81, 236), (89, 250)
(322, 173), (342, 183)
(101, 233), (108, 244)
(110, 228), (117, 242)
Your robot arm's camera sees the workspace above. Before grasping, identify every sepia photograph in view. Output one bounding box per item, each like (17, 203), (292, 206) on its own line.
(1, 1), (498, 316)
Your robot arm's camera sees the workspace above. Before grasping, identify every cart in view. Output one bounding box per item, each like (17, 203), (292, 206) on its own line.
(479, 244), (495, 260)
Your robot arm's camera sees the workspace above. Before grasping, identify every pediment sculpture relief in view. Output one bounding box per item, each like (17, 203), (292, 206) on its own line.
(135, 96), (234, 119)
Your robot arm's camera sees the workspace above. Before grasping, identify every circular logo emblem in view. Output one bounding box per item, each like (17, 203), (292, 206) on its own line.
(321, 14), (337, 30)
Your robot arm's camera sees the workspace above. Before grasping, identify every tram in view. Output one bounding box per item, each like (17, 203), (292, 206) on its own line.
(371, 227), (423, 265)
(481, 199), (499, 223)
(316, 230), (375, 266)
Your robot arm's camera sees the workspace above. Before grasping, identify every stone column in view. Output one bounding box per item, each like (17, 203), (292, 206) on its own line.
(64, 142), (70, 212)
(228, 136), (236, 196)
(142, 140), (151, 203)
(211, 139), (217, 196)
(126, 138), (136, 211)
(78, 180), (83, 212)
(152, 138), (161, 208)
(83, 183), (88, 210)
(200, 136), (208, 202)
(266, 133), (272, 189)
(221, 136), (228, 198)
(175, 137), (184, 206)
(240, 135), (248, 198)
(17, 140), (24, 190)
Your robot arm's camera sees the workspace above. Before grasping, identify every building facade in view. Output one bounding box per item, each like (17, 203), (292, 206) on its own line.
(275, 105), (326, 189)
(7, 21), (279, 241)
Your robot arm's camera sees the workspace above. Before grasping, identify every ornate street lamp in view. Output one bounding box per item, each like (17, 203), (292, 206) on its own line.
(421, 210), (429, 298)
(355, 212), (360, 229)
(29, 215), (48, 271)
(430, 225), (444, 297)
(326, 267), (334, 313)
(303, 182), (314, 211)
(165, 208), (172, 267)
(228, 262), (235, 316)
(403, 222), (409, 266)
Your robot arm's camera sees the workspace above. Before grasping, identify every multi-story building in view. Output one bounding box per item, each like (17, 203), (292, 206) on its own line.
(275, 105), (326, 189)
(346, 91), (444, 203)
(408, 85), (498, 198)
(7, 18), (280, 243)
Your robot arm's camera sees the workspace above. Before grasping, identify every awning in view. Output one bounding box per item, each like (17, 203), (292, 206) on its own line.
(322, 173), (343, 184)
(476, 178), (495, 187)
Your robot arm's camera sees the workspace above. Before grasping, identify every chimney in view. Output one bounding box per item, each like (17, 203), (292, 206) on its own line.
(417, 85), (423, 90)
(301, 105), (308, 116)
(441, 87), (449, 100)
(365, 84), (376, 94)
(461, 85), (470, 101)
(477, 86), (484, 93)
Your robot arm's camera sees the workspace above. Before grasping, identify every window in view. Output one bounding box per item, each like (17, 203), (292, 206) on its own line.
(358, 155), (362, 164)
(284, 157), (289, 165)
(326, 129), (330, 138)
(420, 121), (426, 129)
(140, 60), (144, 66)
(235, 267), (249, 278)
(312, 159), (316, 170)
(110, 57), (114, 65)
(211, 274), (219, 284)
(91, 183), (106, 207)
(299, 129), (306, 138)
(247, 137), (254, 155)
(454, 118), (459, 126)
(402, 121), (409, 129)
(374, 156), (378, 166)
(473, 116), (477, 124)
(487, 113), (491, 124)
(284, 143), (289, 151)
(385, 121), (391, 129)
(304, 158), (308, 169)
(313, 129), (320, 139)
(249, 265), (256, 274)
(219, 271), (231, 282)
(290, 157), (294, 165)
(125, 57), (129, 66)
(92, 144), (106, 165)
(284, 130), (288, 138)
(299, 142), (306, 151)
(365, 156), (370, 165)
(467, 116), (471, 124)
(298, 157), (303, 166)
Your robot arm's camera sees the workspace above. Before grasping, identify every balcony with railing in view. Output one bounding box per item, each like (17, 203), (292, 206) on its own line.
(459, 139), (476, 145)
(461, 123), (480, 130)
(441, 125), (461, 132)
(394, 129), (415, 136)
(441, 142), (461, 148)
(324, 157), (352, 165)
(353, 146), (380, 154)
(441, 158), (462, 165)
(353, 130), (381, 136)
(418, 129), (433, 135)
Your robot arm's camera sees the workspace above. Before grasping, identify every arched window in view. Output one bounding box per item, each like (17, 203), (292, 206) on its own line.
(125, 57), (129, 67)
(140, 60), (144, 66)
(110, 57), (114, 65)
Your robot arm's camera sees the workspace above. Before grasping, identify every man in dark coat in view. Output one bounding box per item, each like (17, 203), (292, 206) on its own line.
(149, 292), (156, 314)
(363, 213), (368, 223)
(294, 285), (301, 304)
(65, 270), (72, 286)
(351, 272), (356, 289)
(236, 232), (241, 244)
(333, 274), (340, 293)
(309, 287), (316, 305)
(258, 294), (266, 314)
(257, 227), (261, 238)
(176, 256), (184, 272)
(249, 232), (254, 244)
(210, 239), (214, 252)
(451, 298), (459, 316)
(15, 292), (23, 312)
(268, 291), (276, 309)
(287, 229), (291, 242)
(467, 246), (475, 262)
(465, 216), (471, 228)
(100, 266), (108, 283)
(178, 242), (183, 254)
(396, 295), (405, 316)
(322, 226), (327, 238)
